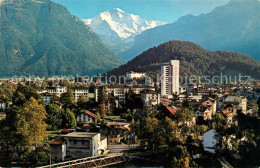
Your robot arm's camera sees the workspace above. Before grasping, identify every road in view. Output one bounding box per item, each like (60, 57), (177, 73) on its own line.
(108, 144), (138, 154)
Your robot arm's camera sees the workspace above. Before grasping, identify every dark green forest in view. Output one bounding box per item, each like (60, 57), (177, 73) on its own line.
(109, 40), (260, 79)
(0, 0), (124, 77)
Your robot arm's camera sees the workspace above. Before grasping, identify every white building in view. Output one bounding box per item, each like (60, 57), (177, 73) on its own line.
(161, 60), (180, 97)
(141, 90), (160, 106)
(40, 92), (53, 105)
(62, 132), (107, 159)
(37, 86), (67, 97)
(76, 110), (97, 123)
(224, 96), (247, 114)
(97, 84), (155, 103)
(203, 97), (217, 116)
(202, 129), (219, 153)
(126, 71), (146, 80)
(178, 94), (202, 102)
(72, 87), (89, 102)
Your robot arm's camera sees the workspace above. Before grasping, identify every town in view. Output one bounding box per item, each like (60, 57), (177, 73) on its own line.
(0, 60), (260, 168)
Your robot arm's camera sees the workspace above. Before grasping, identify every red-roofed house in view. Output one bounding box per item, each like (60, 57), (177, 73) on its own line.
(166, 106), (177, 116)
(106, 121), (131, 144)
(222, 105), (237, 124)
(76, 110), (97, 123)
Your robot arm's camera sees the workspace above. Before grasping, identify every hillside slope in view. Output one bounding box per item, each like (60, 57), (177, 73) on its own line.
(109, 41), (260, 79)
(120, 0), (260, 61)
(0, 0), (124, 77)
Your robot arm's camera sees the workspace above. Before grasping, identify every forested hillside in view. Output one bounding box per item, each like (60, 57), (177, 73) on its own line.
(109, 41), (260, 79)
(0, 0), (124, 77)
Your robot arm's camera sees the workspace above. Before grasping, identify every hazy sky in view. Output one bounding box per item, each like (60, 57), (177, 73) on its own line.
(52, 0), (230, 23)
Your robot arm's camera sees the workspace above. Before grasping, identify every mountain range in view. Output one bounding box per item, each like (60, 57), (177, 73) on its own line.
(82, 8), (165, 54)
(109, 41), (260, 79)
(0, 0), (124, 77)
(120, 0), (260, 61)
(1, 0), (260, 78)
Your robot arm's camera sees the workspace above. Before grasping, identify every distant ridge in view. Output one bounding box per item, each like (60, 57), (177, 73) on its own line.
(109, 41), (260, 79)
(120, 0), (260, 61)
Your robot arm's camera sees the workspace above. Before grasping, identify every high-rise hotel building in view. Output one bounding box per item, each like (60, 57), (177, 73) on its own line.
(161, 60), (180, 97)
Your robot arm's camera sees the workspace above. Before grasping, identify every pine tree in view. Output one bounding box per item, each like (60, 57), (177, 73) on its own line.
(60, 90), (75, 108)
(77, 94), (87, 109)
(62, 108), (77, 129)
(46, 103), (63, 130)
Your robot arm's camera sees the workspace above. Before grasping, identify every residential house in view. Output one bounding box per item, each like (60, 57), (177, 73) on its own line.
(76, 110), (97, 123)
(195, 97), (217, 121)
(203, 97), (217, 115)
(224, 96), (247, 114)
(162, 105), (177, 118)
(141, 90), (160, 107)
(106, 121), (131, 144)
(222, 104), (237, 124)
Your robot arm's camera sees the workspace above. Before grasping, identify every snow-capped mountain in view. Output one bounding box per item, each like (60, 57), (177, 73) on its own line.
(82, 8), (165, 47)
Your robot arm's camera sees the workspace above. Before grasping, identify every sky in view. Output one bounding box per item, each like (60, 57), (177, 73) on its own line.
(52, 0), (230, 23)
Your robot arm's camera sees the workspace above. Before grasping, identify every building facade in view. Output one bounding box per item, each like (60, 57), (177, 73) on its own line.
(72, 87), (89, 102)
(141, 90), (160, 106)
(76, 110), (97, 123)
(62, 132), (107, 159)
(161, 60), (180, 97)
(106, 121), (131, 145)
(40, 92), (53, 105)
(126, 71), (146, 80)
(37, 86), (67, 97)
(224, 96), (247, 114)
(95, 84), (155, 104)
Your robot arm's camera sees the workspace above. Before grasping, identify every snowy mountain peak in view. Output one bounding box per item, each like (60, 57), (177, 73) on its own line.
(82, 8), (166, 43)
(112, 8), (125, 13)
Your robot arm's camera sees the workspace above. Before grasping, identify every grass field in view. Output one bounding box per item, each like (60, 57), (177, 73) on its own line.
(105, 116), (120, 120)
(48, 130), (62, 138)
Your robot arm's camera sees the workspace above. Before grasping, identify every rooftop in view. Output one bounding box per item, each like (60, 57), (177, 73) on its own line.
(165, 106), (177, 116)
(40, 92), (53, 96)
(62, 132), (99, 138)
(84, 110), (97, 119)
